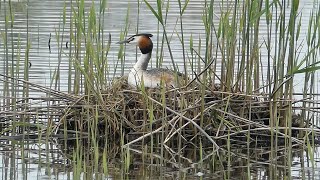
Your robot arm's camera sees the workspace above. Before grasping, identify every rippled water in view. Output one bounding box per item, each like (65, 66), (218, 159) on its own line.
(0, 0), (319, 179)
(0, 0), (211, 89)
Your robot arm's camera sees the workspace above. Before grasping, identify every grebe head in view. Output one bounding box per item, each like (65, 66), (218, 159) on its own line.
(117, 33), (153, 54)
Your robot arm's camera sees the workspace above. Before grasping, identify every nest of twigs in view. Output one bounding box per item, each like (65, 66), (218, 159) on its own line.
(58, 76), (306, 148)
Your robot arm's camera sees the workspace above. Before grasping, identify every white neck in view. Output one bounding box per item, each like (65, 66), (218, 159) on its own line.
(133, 52), (152, 71)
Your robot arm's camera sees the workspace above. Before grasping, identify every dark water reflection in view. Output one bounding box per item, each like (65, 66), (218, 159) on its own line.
(0, 0), (319, 179)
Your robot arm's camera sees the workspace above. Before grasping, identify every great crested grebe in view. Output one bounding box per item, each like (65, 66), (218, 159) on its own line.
(117, 33), (184, 88)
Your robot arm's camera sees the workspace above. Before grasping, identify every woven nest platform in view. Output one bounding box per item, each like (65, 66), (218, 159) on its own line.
(57, 76), (306, 148)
